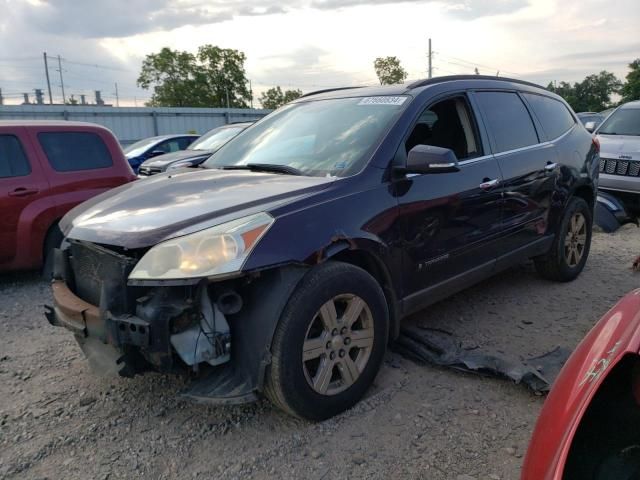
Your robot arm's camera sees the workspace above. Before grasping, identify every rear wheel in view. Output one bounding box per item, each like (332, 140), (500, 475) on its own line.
(265, 262), (388, 421)
(535, 197), (592, 282)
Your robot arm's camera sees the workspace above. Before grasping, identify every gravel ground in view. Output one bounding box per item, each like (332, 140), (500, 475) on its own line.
(1, 226), (639, 480)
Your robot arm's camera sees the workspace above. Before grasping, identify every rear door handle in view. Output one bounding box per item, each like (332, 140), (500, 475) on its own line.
(544, 162), (558, 172)
(479, 178), (500, 190)
(8, 187), (39, 197)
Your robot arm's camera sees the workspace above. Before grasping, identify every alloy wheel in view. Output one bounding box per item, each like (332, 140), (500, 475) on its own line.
(564, 212), (587, 267)
(302, 294), (374, 396)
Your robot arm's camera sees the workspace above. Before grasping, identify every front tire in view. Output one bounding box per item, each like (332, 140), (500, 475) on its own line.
(535, 196), (592, 282)
(265, 262), (388, 421)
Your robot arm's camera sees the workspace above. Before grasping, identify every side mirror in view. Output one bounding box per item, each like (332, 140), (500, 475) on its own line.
(400, 145), (459, 175)
(584, 121), (596, 133)
(148, 150), (165, 158)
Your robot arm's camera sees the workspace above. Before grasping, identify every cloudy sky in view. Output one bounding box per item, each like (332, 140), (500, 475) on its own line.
(0, 0), (638, 106)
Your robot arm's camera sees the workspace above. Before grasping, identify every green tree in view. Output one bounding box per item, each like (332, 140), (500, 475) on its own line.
(548, 71), (621, 112)
(621, 59), (640, 103)
(196, 45), (251, 108)
(373, 56), (408, 85)
(573, 71), (622, 111)
(259, 86), (303, 109)
(137, 45), (251, 108)
(65, 94), (79, 106)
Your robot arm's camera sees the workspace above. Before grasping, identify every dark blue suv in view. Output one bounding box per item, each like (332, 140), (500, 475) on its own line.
(48, 76), (599, 420)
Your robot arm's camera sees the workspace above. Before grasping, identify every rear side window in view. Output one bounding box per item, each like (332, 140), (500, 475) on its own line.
(156, 139), (182, 153)
(38, 132), (113, 172)
(178, 137), (195, 149)
(0, 135), (31, 178)
(475, 92), (539, 153)
(523, 93), (575, 140)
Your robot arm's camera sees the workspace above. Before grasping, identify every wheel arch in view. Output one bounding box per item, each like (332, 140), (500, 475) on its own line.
(573, 184), (596, 212)
(327, 246), (400, 341)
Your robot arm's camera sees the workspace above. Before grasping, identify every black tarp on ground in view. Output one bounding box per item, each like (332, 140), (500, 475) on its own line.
(394, 325), (571, 393)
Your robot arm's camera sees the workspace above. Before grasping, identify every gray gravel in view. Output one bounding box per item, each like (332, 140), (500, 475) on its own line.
(1, 226), (639, 480)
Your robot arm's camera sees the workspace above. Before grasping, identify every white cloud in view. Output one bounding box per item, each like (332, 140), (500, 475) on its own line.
(0, 0), (638, 106)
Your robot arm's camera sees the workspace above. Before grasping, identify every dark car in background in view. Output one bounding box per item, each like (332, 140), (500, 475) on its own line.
(137, 122), (252, 177)
(47, 76), (598, 420)
(124, 134), (199, 173)
(0, 121), (135, 273)
(577, 111), (605, 131)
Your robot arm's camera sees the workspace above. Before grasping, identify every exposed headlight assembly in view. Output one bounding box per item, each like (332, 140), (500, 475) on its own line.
(129, 212), (273, 281)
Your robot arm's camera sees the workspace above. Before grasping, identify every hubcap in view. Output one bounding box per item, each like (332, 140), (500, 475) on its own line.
(564, 212), (587, 267)
(302, 294), (374, 396)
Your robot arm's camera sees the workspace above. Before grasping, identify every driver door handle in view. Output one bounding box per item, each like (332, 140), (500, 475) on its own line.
(8, 187), (39, 197)
(479, 178), (500, 190)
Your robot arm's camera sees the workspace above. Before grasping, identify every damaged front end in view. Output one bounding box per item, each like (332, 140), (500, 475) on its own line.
(45, 239), (306, 405)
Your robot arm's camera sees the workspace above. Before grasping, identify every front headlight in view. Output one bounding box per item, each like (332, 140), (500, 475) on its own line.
(129, 212), (274, 281)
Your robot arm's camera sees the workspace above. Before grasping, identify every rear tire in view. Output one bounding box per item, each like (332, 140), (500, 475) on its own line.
(265, 262), (388, 421)
(41, 223), (63, 280)
(535, 197), (592, 282)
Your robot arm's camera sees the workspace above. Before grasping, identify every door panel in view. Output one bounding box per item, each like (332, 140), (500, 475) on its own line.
(28, 127), (128, 220)
(472, 90), (560, 252)
(495, 144), (559, 251)
(0, 129), (51, 267)
(398, 157), (503, 298)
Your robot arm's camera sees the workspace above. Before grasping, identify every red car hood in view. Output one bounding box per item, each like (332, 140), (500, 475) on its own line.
(522, 289), (640, 480)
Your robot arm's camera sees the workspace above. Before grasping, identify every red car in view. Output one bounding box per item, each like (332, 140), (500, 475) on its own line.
(522, 290), (640, 479)
(0, 121), (135, 272)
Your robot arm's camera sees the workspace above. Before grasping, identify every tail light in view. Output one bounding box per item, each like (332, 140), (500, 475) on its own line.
(592, 137), (600, 154)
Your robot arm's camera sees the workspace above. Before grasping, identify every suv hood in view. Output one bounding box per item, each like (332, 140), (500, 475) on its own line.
(140, 149), (213, 168)
(598, 134), (640, 161)
(61, 169), (334, 249)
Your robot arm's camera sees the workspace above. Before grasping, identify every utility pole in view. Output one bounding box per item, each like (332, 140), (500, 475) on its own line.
(43, 52), (53, 104)
(57, 55), (66, 104)
(114, 83), (119, 107)
(0, 88), (3, 106)
(428, 38), (433, 79)
(249, 80), (253, 109)
(225, 88), (230, 109)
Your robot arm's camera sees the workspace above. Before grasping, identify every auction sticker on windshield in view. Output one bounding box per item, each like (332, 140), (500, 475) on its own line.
(358, 96), (407, 106)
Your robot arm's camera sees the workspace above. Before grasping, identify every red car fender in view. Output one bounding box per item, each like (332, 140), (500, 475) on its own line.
(521, 289), (640, 480)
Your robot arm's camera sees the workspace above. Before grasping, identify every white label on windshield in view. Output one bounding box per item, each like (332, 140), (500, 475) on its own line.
(358, 96), (407, 106)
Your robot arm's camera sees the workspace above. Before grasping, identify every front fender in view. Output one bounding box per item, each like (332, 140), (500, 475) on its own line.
(522, 289), (640, 480)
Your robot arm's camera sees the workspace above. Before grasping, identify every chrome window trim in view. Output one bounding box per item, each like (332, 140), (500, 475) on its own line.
(458, 154), (492, 166)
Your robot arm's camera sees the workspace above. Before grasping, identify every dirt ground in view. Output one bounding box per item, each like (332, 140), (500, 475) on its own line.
(1, 226), (639, 480)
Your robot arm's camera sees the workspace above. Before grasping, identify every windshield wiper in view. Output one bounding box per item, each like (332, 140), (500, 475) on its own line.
(219, 163), (302, 176)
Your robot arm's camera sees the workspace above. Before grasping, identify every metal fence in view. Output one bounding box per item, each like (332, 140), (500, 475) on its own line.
(0, 105), (271, 145)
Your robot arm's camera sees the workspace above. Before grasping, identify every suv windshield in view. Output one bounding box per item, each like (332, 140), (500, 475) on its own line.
(188, 126), (245, 151)
(202, 96), (408, 177)
(598, 108), (640, 136)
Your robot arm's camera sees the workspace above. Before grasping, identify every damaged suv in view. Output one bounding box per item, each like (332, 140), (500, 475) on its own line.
(47, 76), (598, 420)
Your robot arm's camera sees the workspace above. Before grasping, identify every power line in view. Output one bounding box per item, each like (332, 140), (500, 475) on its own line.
(436, 52), (520, 76)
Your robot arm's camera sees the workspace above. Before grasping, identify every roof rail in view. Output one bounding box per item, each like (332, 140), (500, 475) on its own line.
(299, 86), (365, 99)
(407, 75), (545, 90)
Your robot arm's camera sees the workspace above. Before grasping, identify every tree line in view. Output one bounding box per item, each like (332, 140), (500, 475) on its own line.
(371, 55), (640, 113)
(547, 60), (640, 112)
(137, 46), (640, 112)
(137, 45), (302, 109)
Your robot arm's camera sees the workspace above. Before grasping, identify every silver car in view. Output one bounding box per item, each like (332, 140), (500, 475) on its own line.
(593, 101), (640, 204)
